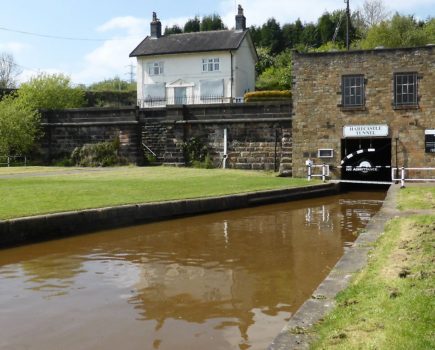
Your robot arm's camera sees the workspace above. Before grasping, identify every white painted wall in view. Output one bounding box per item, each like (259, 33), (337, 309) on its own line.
(233, 37), (257, 98)
(135, 36), (256, 105)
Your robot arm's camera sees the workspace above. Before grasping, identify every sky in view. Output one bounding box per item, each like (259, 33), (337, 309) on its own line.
(1, 0), (434, 86)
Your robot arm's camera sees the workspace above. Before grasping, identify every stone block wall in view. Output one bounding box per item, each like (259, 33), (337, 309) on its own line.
(39, 103), (293, 172)
(163, 103), (292, 171)
(292, 46), (435, 178)
(40, 107), (141, 163)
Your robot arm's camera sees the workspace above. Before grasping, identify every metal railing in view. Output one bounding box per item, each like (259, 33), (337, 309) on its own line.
(391, 167), (435, 188)
(307, 163), (330, 182)
(0, 155), (28, 167)
(306, 164), (435, 187)
(138, 95), (236, 108)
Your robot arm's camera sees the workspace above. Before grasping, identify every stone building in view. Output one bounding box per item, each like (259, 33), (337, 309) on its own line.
(292, 45), (435, 182)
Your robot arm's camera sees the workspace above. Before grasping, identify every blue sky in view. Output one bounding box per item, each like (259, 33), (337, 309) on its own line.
(1, 0), (434, 86)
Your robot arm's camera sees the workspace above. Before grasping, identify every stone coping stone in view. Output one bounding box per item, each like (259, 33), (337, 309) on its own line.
(0, 183), (338, 248)
(267, 184), (400, 350)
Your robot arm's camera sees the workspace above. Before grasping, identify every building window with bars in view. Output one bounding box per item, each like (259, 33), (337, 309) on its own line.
(202, 58), (220, 72)
(342, 75), (364, 108)
(148, 62), (164, 76)
(394, 72), (418, 107)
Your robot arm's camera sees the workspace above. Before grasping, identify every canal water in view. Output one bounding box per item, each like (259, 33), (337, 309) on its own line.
(0, 190), (385, 350)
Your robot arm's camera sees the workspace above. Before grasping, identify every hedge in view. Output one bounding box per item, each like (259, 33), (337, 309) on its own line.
(244, 90), (292, 102)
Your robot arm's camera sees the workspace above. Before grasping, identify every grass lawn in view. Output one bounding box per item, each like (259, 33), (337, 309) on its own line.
(397, 185), (435, 210)
(1, 166), (314, 220)
(310, 186), (435, 350)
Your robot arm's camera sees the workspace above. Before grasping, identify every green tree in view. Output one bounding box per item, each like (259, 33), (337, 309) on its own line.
(260, 18), (284, 54)
(359, 14), (433, 49)
(164, 24), (183, 35)
(200, 14), (226, 31)
(255, 47), (276, 75)
(256, 50), (292, 90)
(88, 76), (135, 91)
(0, 94), (40, 155)
(300, 23), (320, 48)
(18, 73), (85, 110)
(184, 16), (200, 33)
(424, 18), (435, 43)
(282, 19), (304, 48)
(318, 12), (336, 45)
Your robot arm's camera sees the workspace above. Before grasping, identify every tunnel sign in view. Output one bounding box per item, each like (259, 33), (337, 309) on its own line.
(425, 130), (435, 153)
(343, 125), (389, 137)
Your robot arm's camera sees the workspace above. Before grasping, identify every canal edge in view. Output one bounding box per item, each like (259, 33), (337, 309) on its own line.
(0, 183), (338, 248)
(267, 184), (400, 350)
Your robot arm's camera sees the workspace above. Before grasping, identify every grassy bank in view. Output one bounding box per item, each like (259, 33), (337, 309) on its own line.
(1, 166), (313, 220)
(311, 186), (435, 350)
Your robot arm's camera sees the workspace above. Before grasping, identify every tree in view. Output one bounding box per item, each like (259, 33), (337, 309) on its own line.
(0, 94), (40, 155)
(256, 50), (292, 90)
(88, 76), (135, 91)
(317, 12), (336, 45)
(300, 23), (320, 48)
(0, 53), (21, 88)
(17, 73), (85, 110)
(260, 18), (284, 54)
(359, 14), (433, 49)
(255, 47), (275, 75)
(282, 19), (304, 48)
(164, 25), (183, 35)
(361, 0), (390, 28)
(200, 14), (226, 31)
(184, 16), (200, 33)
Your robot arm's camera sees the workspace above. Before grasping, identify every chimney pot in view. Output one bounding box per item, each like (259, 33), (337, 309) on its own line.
(150, 12), (162, 39)
(235, 5), (246, 31)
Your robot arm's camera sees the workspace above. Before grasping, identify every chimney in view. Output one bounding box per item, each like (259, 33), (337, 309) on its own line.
(150, 12), (162, 39)
(235, 5), (246, 31)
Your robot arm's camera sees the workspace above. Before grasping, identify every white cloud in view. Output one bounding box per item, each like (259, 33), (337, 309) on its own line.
(0, 42), (29, 55)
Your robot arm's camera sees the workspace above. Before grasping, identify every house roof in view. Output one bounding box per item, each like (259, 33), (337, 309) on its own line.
(129, 30), (250, 57)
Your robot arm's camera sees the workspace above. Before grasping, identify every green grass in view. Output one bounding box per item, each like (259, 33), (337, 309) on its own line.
(397, 186), (435, 210)
(0, 166), (314, 220)
(310, 213), (435, 350)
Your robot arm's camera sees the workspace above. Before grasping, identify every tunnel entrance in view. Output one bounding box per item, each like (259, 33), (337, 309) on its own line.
(341, 138), (391, 182)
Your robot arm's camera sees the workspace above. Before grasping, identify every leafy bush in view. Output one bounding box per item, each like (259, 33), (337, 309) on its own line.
(71, 137), (127, 167)
(244, 90), (292, 102)
(0, 94), (41, 155)
(182, 137), (213, 168)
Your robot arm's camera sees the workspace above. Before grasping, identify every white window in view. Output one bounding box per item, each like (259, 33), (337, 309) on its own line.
(200, 79), (224, 101)
(148, 62), (164, 76)
(318, 149), (334, 158)
(202, 58), (220, 72)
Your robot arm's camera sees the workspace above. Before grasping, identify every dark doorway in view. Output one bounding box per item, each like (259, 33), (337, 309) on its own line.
(341, 138), (391, 182)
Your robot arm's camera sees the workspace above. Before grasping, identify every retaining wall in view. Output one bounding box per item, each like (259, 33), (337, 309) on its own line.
(39, 102), (293, 172)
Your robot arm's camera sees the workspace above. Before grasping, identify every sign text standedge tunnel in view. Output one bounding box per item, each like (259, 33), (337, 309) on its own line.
(343, 124), (389, 138)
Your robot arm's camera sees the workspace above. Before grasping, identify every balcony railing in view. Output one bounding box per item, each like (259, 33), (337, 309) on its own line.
(138, 95), (240, 108)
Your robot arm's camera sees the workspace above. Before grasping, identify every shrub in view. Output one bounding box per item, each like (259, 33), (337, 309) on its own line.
(244, 90), (292, 102)
(182, 137), (213, 168)
(71, 136), (127, 167)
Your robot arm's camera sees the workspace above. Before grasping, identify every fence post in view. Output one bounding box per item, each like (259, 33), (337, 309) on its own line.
(7, 156), (10, 167)
(306, 159), (312, 181)
(322, 163), (326, 183)
(400, 167), (405, 188)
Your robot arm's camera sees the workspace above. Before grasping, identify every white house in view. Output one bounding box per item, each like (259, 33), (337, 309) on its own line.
(129, 6), (257, 107)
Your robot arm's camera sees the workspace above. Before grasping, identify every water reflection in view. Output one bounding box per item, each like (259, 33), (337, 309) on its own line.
(0, 191), (385, 350)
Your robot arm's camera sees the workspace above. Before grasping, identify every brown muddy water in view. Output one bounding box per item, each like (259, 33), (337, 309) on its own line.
(0, 190), (386, 350)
